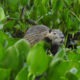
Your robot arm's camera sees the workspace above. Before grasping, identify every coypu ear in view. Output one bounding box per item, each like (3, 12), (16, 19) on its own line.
(49, 29), (52, 33)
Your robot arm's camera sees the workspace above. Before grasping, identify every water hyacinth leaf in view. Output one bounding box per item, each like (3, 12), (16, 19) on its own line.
(64, 0), (73, 6)
(0, 68), (11, 80)
(79, 0), (80, 4)
(54, 48), (66, 58)
(15, 66), (28, 80)
(0, 43), (7, 67)
(14, 39), (30, 61)
(0, 7), (5, 21)
(6, 38), (18, 48)
(0, 43), (5, 62)
(39, 76), (46, 80)
(0, 31), (9, 46)
(46, 48), (72, 80)
(27, 41), (49, 76)
(47, 60), (70, 80)
(6, 0), (19, 11)
(50, 48), (66, 67)
(67, 50), (80, 61)
(20, 0), (28, 6)
(0, 30), (19, 48)
(3, 20), (16, 30)
(4, 46), (19, 70)
(66, 71), (78, 80)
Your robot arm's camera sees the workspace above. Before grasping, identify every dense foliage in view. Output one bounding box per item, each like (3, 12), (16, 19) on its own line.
(0, 0), (80, 80)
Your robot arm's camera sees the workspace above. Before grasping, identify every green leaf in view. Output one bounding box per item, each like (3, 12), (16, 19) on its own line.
(0, 43), (5, 62)
(20, 0), (28, 6)
(66, 71), (78, 80)
(27, 41), (49, 76)
(0, 7), (5, 21)
(47, 60), (70, 80)
(40, 76), (46, 80)
(0, 68), (11, 80)
(0, 43), (7, 67)
(14, 39), (30, 61)
(46, 48), (72, 80)
(0, 31), (8, 46)
(4, 20), (16, 30)
(67, 50), (80, 61)
(50, 48), (66, 67)
(79, 0), (80, 4)
(7, 0), (19, 11)
(15, 66), (28, 80)
(4, 46), (19, 70)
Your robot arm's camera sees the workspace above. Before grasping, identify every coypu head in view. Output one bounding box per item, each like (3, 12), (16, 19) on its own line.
(46, 29), (64, 46)
(45, 29), (65, 55)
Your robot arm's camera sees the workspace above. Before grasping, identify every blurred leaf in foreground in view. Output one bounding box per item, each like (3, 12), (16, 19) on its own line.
(15, 66), (28, 80)
(0, 7), (5, 21)
(0, 68), (11, 80)
(14, 39), (30, 61)
(27, 41), (49, 77)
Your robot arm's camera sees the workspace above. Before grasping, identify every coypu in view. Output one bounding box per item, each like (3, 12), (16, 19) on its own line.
(24, 25), (64, 54)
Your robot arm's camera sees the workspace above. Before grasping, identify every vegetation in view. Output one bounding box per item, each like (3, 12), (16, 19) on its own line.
(0, 0), (80, 80)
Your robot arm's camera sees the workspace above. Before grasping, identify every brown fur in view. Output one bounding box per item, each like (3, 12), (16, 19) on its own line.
(24, 25), (64, 46)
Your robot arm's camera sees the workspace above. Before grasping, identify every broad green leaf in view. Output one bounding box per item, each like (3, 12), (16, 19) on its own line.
(0, 43), (7, 67)
(0, 68), (11, 80)
(7, 38), (18, 48)
(66, 71), (78, 80)
(27, 41), (49, 76)
(4, 20), (16, 30)
(64, 0), (72, 6)
(0, 31), (9, 47)
(0, 31), (18, 48)
(47, 60), (70, 80)
(20, 0), (28, 6)
(15, 66), (28, 80)
(67, 50), (80, 61)
(14, 39), (30, 61)
(7, 0), (19, 11)
(50, 48), (66, 67)
(4, 46), (19, 70)
(46, 48), (72, 80)
(0, 7), (5, 21)
(79, 0), (80, 4)
(40, 77), (46, 80)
